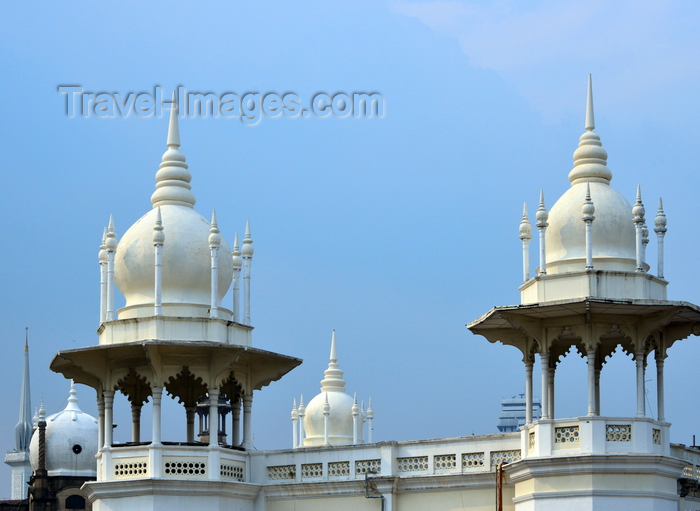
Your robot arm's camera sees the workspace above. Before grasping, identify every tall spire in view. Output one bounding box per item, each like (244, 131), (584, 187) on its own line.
(14, 328), (32, 452)
(569, 75), (612, 186)
(585, 74), (595, 131)
(151, 92), (195, 208)
(320, 330), (347, 392)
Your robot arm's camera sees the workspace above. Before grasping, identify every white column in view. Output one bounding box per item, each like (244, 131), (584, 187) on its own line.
(153, 208), (164, 316)
(635, 350), (646, 417)
(367, 399), (374, 443)
(243, 394), (253, 449)
(633, 185), (646, 272)
(291, 400), (299, 448)
(298, 397), (305, 447)
(232, 400), (241, 446)
(131, 404), (141, 443)
(520, 203), (532, 282)
(242, 221), (254, 325)
(548, 366), (555, 419)
(352, 396), (359, 445)
(152, 386), (163, 444)
(656, 354), (666, 421)
(323, 393), (330, 446)
(583, 183), (595, 270)
(186, 406), (196, 443)
(587, 349), (596, 416)
(99, 229), (107, 322)
(209, 388), (220, 446)
(655, 198), (667, 278)
(536, 191), (549, 275)
(105, 216), (118, 321)
(594, 366), (601, 415)
(232, 233), (242, 323)
(97, 394), (105, 450)
(209, 211), (220, 319)
(540, 352), (549, 419)
(103, 391), (114, 448)
(525, 361), (533, 424)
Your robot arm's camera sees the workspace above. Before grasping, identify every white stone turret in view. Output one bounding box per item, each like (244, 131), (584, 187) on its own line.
(519, 75), (666, 303)
(519, 203), (532, 282)
(298, 331), (371, 447)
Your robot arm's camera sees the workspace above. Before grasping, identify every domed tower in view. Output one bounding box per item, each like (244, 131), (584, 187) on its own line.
(469, 76), (700, 510)
(292, 332), (373, 448)
(48, 98), (301, 510)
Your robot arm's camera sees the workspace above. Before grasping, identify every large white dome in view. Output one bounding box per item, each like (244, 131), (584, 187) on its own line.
(115, 205), (233, 317)
(30, 384), (98, 477)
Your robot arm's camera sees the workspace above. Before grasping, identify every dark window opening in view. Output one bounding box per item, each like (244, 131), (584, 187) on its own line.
(66, 494), (86, 509)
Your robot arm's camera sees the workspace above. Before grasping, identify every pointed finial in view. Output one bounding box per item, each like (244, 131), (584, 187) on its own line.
(352, 393), (359, 414)
(569, 75), (611, 185)
(153, 207), (165, 244)
(209, 210), (221, 247)
(323, 392), (330, 411)
(585, 74), (595, 131)
(330, 330), (337, 363)
(232, 233), (242, 268)
(38, 398), (46, 421)
(99, 228), (108, 262)
(582, 183), (595, 221)
(151, 94), (194, 208)
(298, 394), (305, 412)
(519, 202), (532, 238)
(367, 397), (374, 417)
(536, 190), (549, 226)
(167, 91), (180, 147)
(654, 198), (667, 232)
(320, 330), (346, 392)
(242, 220), (254, 257)
(291, 398), (298, 419)
(105, 215), (118, 251)
(25, 327), (28, 350)
(633, 185), (645, 221)
(32, 407), (39, 429)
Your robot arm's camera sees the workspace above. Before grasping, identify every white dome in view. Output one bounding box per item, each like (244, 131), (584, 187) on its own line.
(302, 332), (359, 447)
(545, 181), (636, 274)
(30, 384), (98, 477)
(303, 392), (355, 446)
(115, 205), (233, 317)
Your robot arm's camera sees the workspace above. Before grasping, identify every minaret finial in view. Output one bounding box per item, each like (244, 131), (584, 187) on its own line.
(151, 92), (195, 208)
(320, 331), (346, 392)
(15, 329), (32, 452)
(167, 91), (181, 147)
(569, 75), (611, 185)
(585, 74), (595, 131)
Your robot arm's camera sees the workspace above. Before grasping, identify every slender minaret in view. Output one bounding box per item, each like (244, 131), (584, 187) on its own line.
(242, 221), (254, 325)
(99, 228), (108, 322)
(633, 185), (646, 272)
(367, 397), (374, 443)
(4, 329), (33, 499)
(232, 233), (242, 323)
(654, 198), (667, 278)
(209, 210), (221, 319)
(582, 183), (595, 270)
(352, 393), (359, 445)
(153, 207), (164, 316)
(105, 215), (118, 320)
(291, 399), (299, 448)
(298, 395), (306, 446)
(536, 191), (549, 275)
(519, 203), (532, 282)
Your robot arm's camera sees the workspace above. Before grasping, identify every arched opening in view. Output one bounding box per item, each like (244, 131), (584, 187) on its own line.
(65, 494), (86, 510)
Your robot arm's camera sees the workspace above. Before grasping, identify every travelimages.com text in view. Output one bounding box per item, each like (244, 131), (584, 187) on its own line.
(58, 86), (384, 124)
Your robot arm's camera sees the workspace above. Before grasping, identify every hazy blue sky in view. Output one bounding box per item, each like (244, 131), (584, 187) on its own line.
(2, 0), (700, 498)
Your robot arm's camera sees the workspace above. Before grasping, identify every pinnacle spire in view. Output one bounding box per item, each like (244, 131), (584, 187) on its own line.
(569, 75), (611, 186)
(14, 328), (32, 452)
(167, 91), (181, 147)
(585, 74), (595, 131)
(320, 330), (346, 393)
(151, 93), (195, 208)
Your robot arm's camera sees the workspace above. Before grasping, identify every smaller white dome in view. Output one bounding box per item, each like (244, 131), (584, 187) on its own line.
(30, 383), (98, 477)
(302, 332), (359, 447)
